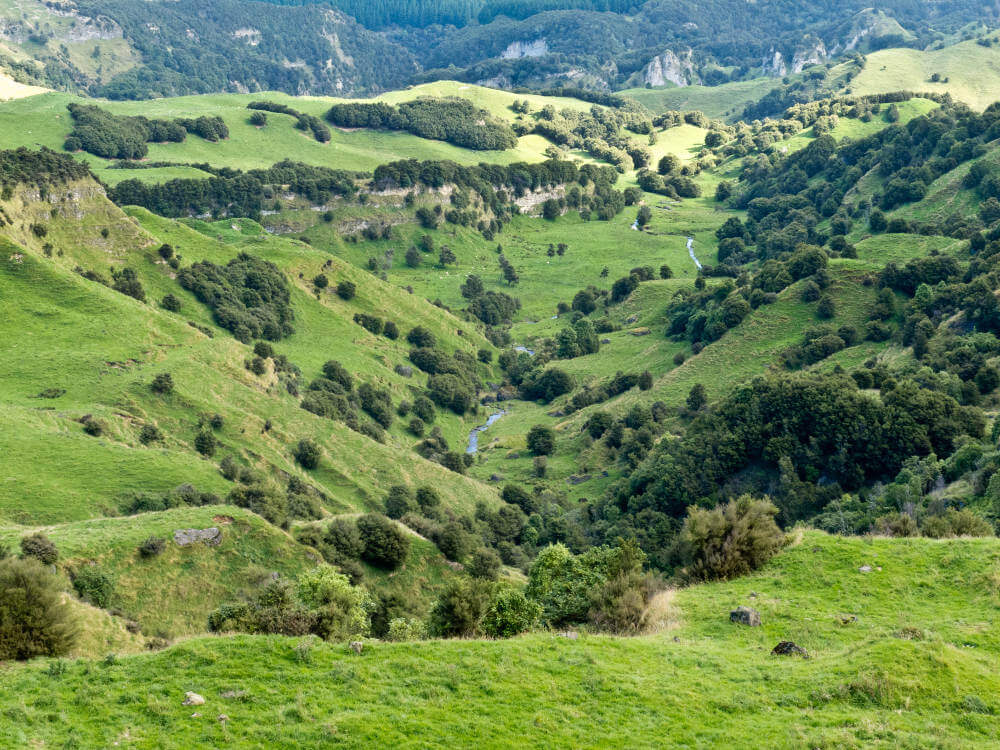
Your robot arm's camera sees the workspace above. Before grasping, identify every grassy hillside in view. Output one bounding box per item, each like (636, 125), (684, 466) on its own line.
(841, 35), (1000, 111)
(0, 177), (503, 524)
(0, 506), (318, 638)
(0, 82), (596, 182)
(2, 531), (997, 748)
(621, 77), (785, 121)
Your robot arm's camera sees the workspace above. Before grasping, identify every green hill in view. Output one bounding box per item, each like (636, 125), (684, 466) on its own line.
(2, 531), (998, 748)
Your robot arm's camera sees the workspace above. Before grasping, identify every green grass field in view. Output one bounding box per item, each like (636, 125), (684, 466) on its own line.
(838, 35), (1000, 111)
(621, 77), (787, 121)
(1, 530), (997, 748)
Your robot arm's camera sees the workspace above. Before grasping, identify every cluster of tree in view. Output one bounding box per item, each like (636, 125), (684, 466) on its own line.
(63, 103), (227, 159)
(177, 253), (294, 342)
(375, 158), (624, 238)
(109, 160), (356, 219)
(731, 102), (1000, 261)
(300, 359), (392, 443)
(0, 147), (91, 193)
(587, 371), (985, 565)
(327, 98), (518, 150)
(460, 273), (522, 325)
(247, 101), (331, 142)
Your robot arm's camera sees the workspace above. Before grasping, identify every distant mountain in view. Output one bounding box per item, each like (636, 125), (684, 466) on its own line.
(0, 0), (995, 97)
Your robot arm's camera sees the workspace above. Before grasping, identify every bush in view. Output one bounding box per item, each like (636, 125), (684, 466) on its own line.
(336, 280), (356, 300)
(0, 557), (77, 660)
(357, 513), (410, 569)
(150, 372), (174, 395)
(20, 533), (58, 565)
(194, 430), (216, 457)
(138, 536), (166, 558)
(386, 617), (427, 642)
(72, 565), (115, 608)
(82, 417), (105, 436)
(526, 425), (556, 455)
(468, 547), (502, 580)
(875, 512), (918, 537)
(674, 496), (785, 582)
(293, 438), (321, 470)
(482, 587), (541, 638)
(384, 485), (416, 519)
(408, 417), (425, 436)
(161, 293), (181, 312)
(437, 521), (470, 562)
(326, 518), (365, 559)
(313, 274), (328, 289)
(429, 578), (494, 637)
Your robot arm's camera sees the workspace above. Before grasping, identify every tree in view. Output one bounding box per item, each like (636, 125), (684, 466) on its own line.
(313, 274), (328, 289)
(194, 430), (216, 457)
(336, 280), (356, 300)
(636, 205), (652, 228)
(294, 438), (321, 469)
(686, 383), (707, 412)
(638, 370), (653, 391)
(481, 587), (540, 638)
(461, 274), (484, 299)
(439, 246), (456, 267)
(659, 265), (673, 279)
(526, 425), (556, 455)
(0, 557), (77, 660)
(150, 372), (174, 394)
(384, 485), (416, 519)
(429, 578), (494, 637)
(817, 295), (836, 319)
(356, 514), (409, 569)
(20, 534), (58, 565)
(542, 199), (560, 220)
(468, 548), (502, 580)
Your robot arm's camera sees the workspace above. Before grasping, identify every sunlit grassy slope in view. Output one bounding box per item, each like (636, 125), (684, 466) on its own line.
(2, 530), (997, 748)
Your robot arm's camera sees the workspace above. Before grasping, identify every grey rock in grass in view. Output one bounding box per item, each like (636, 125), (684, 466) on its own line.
(730, 606), (761, 627)
(174, 527), (222, 547)
(182, 692), (205, 706)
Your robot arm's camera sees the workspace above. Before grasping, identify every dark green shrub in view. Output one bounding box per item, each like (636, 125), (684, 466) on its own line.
(161, 293), (181, 312)
(357, 513), (409, 569)
(20, 533), (58, 565)
(336, 280), (356, 300)
(138, 424), (162, 444)
(526, 425), (556, 455)
(437, 521), (470, 562)
(138, 537), (166, 558)
(468, 548), (502, 580)
(82, 417), (105, 436)
(72, 565), (115, 608)
(150, 372), (174, 394)
(429, 578), (494, 637)
(326, 518), (365, 559)
(194, 430), (216, 457)
(0, 557), (77, 660)
(408, 417), (425, 436)
(313, 274), (328, 289)
(384, 486), (416, 519)
(293, 438), (321, 469)
(415, 486), (440, 513)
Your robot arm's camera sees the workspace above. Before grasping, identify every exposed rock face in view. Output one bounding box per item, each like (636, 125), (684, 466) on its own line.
(730, 606), (761, 627)
(763, 49), (787, 77)
(791, 37), (828, 74)
(501, 39), (548, 59)
(642, 49), (698, 87)
(174, 527), (222, 547)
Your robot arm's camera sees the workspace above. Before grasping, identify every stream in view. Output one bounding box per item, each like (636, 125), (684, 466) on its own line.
(687, 236), (703, 270)
(466, 410), (507, 454)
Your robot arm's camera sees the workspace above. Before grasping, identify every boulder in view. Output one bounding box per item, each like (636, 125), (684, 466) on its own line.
(556, 631), (579, 640)
(174, 527), (222, 547)
(771, 641), (809, 658)
(566, 474), (592, 486)
(394, 365), (413, 378)
(182, 692), (205, 706)
(729, 606), (761, 627)
(350, 641), (364, 655)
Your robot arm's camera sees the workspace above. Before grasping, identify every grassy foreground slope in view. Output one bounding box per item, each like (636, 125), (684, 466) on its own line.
(1, 530), (997, 748)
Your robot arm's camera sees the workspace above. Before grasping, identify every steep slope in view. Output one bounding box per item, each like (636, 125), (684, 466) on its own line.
(0, 170), (502, 524)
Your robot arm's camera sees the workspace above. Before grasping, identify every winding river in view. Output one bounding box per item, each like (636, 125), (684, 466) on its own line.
(466, 410), (507, 454)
